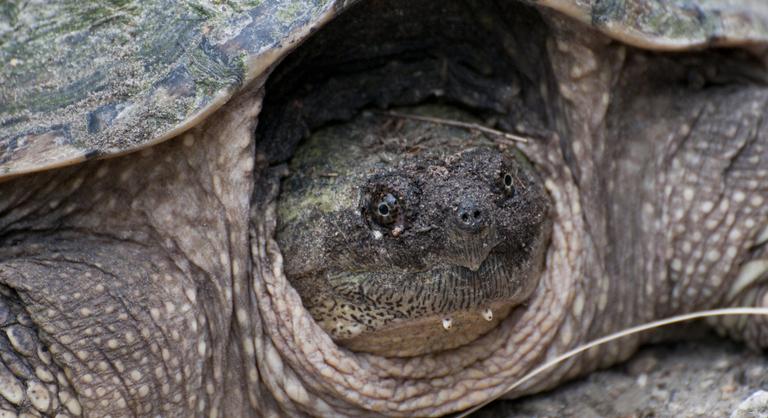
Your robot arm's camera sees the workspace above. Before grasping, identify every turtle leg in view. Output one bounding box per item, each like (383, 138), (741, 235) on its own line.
(644, 85), (768, 347)
(0, 233), (210, 416)
(0, 281), (76, 416)
(0, 141), (253, 417)
(0, 89), (262, 416)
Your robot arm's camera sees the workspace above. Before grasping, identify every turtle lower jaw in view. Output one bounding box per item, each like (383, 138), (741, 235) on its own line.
(335, 299), (522, 357)
(311, 250), (542, 355)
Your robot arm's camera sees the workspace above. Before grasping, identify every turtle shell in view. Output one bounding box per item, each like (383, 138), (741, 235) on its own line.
(1, 0), (766, 179)
(0, 0), (355, 178)
(539, 0), (768, 49)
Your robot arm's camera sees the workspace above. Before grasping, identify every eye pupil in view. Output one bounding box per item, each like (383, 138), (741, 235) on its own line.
(504, 174), (513, 187)
(378, 203), (389, 216)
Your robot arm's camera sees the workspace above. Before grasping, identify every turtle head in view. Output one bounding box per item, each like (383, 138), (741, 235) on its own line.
(277, 119), (551, 356)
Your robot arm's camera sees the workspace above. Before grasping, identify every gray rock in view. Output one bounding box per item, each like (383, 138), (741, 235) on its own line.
(732, 391), (768, 418)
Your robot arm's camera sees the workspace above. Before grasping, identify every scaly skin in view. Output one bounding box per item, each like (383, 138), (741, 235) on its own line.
(0, 2), (767, 417)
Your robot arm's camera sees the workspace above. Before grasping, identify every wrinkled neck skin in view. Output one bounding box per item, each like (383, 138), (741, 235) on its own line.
(1, 5), (768, 418)
(249, 14), (768, 418)
(245, 6), (634, 415)
(248, 27), (632, 416)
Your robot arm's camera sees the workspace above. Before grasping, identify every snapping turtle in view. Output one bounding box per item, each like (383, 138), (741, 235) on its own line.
(1, 0), (768, 417)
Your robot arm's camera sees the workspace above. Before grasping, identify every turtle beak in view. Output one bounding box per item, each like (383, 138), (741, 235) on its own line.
(450, 197), (497, 271)
(459, 254), (486, 272)
(452, 236), (496, 272)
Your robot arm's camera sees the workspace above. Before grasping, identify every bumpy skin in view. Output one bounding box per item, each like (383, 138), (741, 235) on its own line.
(0, 0), (767, 417)
(276, 113), (551, 356)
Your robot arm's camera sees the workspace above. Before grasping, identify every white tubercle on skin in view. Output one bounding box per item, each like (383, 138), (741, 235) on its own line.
(442, 317), (453, 330)
(482, 308), (493, 321)
(372, 230), (383, 240)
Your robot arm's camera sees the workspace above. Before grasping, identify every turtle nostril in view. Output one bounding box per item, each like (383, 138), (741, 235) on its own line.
(456, 200), (484, 231)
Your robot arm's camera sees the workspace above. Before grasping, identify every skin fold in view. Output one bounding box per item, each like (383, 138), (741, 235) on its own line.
(0, 1), (767, 417)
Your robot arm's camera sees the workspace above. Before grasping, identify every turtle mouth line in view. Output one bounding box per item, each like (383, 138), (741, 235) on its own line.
(329, 249), (523, 315)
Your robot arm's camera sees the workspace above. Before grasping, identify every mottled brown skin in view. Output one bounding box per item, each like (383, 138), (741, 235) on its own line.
(0, 1), (767, 417)
(276, 111), (551, 356)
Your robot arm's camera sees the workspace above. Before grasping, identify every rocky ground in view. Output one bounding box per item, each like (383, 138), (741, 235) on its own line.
(477, 333), (768, 418)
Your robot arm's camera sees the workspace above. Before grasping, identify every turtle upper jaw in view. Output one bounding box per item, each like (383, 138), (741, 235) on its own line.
(326, 242), (525, 303)
(444, 237), (495, 272)
(445, 221), (501, 272)
(460, 257), (485, 272)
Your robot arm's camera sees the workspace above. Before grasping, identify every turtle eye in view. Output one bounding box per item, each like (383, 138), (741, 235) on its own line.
(501, 172), (516, 196)
(371, 193), (400, 226)
(377, 202), (390, 216)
